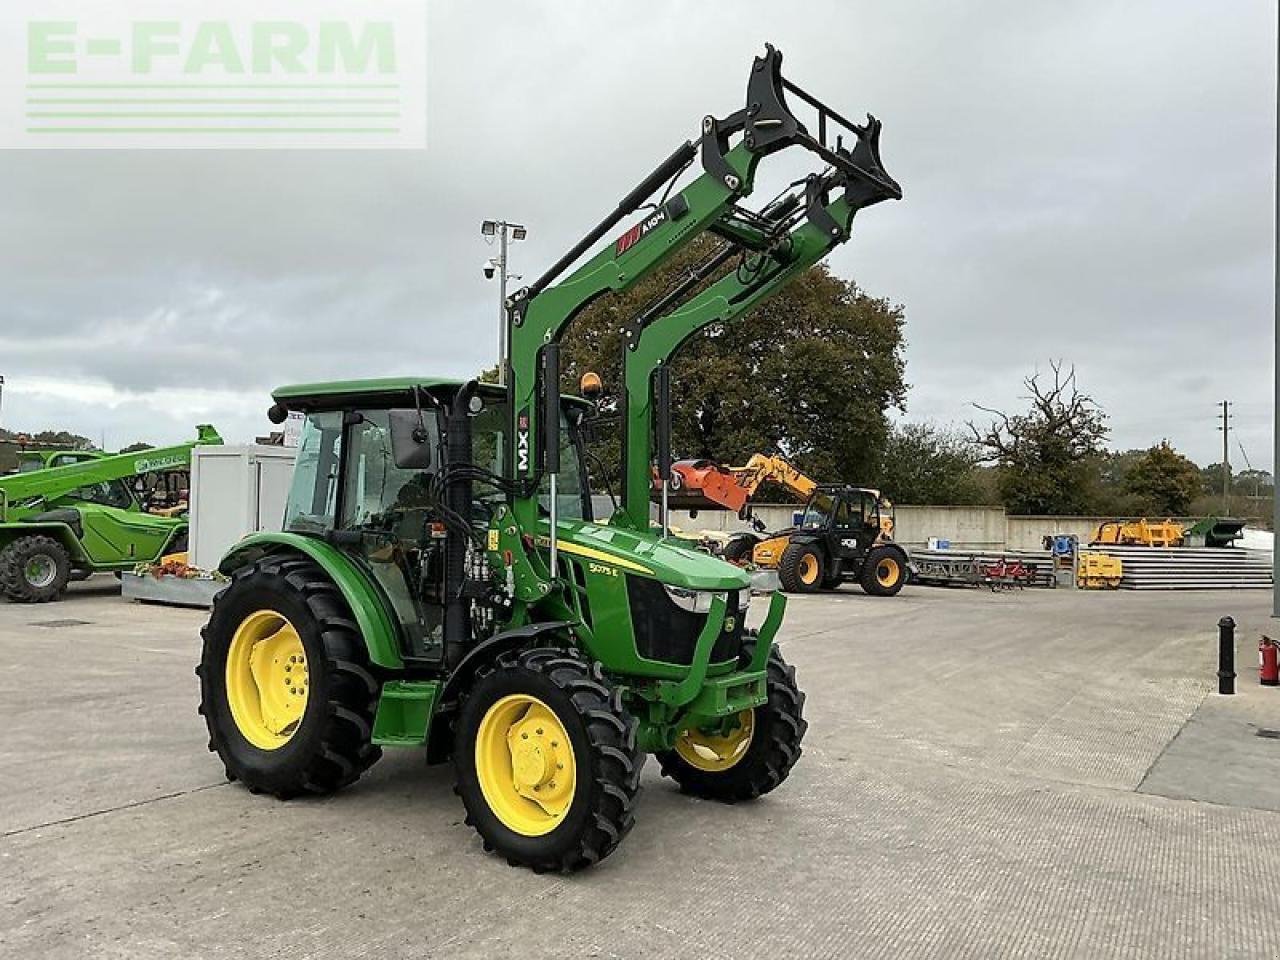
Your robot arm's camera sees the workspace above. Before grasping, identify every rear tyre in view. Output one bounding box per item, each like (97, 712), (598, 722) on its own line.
(778, 542), (824, 593)
(197, 555), (382, 799)
(454, 647), (643, 872)
(860, 546), (907, 597)
(657, 637), (806, 802)
(0, 535), (71, 603)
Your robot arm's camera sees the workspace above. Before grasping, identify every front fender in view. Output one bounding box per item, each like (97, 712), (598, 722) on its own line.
(0, 522), (89, 564)
(220, 532), (404, 670)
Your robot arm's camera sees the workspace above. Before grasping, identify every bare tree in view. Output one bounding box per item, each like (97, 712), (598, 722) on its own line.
(968, 361), (1109, 514)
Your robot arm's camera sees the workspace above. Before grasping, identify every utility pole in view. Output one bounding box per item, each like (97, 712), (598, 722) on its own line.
(0, 375), (5, 432)
(481, 220), (528, 385)
(1218, 400), (1232, 513)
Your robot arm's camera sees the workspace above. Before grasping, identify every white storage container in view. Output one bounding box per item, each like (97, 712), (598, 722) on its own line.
(189, 445), (297, 571)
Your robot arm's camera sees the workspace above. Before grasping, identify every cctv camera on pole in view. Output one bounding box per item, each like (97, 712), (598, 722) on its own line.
(481, 220), (527, 386)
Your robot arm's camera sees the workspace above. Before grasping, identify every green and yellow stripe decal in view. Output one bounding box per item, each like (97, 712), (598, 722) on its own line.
(536, 538), (653, 575)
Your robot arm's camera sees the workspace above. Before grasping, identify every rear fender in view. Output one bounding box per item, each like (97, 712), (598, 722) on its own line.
(0, 522), (89, 565)
(219, 532), (404, 670)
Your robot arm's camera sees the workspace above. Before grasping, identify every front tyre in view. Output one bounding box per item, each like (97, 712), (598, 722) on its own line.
(454, 647), (643, 872)
(657, 638), (807, 802)
(0, 535), (71, 603)
(197, 555), (382, 798)
(778, 542), (825, 593)
(860, 545), (907, 597)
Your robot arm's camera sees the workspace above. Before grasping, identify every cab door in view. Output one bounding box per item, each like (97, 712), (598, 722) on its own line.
(337, 410), (445, 663)
(831, 493), (882, 565)
(830, 495), (864, 565)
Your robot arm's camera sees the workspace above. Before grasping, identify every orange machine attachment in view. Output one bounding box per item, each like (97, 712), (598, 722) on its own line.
(655, 453), (817, 516)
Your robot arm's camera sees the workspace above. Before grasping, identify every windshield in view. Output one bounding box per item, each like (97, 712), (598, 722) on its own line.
(285, 412), (343, 533)
(799, 493), (835, 530)
(471, 400), (590, 522)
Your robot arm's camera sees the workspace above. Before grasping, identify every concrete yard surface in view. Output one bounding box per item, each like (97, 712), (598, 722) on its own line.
(2, 579), (1279, 958)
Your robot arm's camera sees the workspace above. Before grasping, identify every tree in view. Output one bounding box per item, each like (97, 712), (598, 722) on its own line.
(878, 422), (990, 504)
(1123, 441), (1201, 516)
(969, 361), (1109, 515)
(0, 428), (95, 450)
(561, 238), (907, 490)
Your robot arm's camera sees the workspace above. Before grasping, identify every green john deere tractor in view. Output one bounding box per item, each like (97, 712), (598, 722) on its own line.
(0, 426), (222, 602)
(197, 45), (900, 872)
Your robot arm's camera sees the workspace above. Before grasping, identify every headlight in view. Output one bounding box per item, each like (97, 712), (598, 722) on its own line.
(738, 587), (753, 613)
(663, 584), (723, 614)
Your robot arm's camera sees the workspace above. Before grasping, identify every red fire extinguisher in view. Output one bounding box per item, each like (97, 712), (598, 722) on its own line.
(1260, 636), (1278, 687)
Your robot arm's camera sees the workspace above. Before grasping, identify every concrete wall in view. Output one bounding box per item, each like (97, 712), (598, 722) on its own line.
(628, 498), (1152, 554)
(894, 506), (1007, 549)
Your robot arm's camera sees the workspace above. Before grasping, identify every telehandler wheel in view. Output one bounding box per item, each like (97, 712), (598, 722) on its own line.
(0, 535), (71, 603)
(454, 647), (644, 873)
(860, 546), (907, 597)
(197, 555), (382, 799)
(778, 542), (825, 593)
(657, 635), (806, 803)
(722, 535), (756, 566)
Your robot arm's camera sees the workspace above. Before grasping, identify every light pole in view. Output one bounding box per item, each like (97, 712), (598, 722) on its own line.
(482, 220), (527, 385)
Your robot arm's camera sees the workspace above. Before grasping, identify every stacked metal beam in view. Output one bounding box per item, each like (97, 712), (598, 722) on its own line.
(912, 549), (1057, 589)
(1077, 546), (1272, 590)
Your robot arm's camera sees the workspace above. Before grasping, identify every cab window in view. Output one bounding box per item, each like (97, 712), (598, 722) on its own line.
(340, 410), (439, 532)
(67, 480), (134, 510)
(284, 412), (343, 533)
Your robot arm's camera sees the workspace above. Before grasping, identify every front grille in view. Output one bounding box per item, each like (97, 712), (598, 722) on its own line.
(625, 577), (743, 666)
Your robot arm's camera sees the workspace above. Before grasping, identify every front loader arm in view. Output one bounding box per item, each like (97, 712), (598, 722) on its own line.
(504, 44), (899, 534)
(617, 173), (897, 527)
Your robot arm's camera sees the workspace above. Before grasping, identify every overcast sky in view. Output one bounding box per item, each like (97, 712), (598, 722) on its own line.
(0, 0), (1275, 471)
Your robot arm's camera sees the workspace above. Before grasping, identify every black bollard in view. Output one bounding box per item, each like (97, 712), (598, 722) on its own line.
(1218, 616), (1236, 695)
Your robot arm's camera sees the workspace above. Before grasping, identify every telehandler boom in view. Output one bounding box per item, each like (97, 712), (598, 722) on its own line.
(0, 425), (222, 601)
(197, 45), (899, 873)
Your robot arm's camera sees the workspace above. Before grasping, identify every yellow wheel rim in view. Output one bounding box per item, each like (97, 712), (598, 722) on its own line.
(675, 710), (754, 772)
(225, 609), (309, 751)
(475, 694), (577, 837)
(876, 557), (901, 588)
(798, 553), (819, 585)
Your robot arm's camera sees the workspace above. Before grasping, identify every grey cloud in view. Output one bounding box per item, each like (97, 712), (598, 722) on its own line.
(0, 0), (1273, 465)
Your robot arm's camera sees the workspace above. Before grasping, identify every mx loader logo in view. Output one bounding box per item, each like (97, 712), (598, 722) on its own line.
(516, 409), (531, 472)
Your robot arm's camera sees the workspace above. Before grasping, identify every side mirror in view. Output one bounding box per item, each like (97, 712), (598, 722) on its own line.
(389, 410), (433, 470)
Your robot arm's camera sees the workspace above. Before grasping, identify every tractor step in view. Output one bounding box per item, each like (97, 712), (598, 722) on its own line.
(372, 680), (441, 746)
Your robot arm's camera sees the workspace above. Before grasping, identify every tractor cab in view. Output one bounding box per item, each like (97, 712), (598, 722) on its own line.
(255, 377), (751, 676)
(796, 485), (894, 548)
(265, 378), (591, 665)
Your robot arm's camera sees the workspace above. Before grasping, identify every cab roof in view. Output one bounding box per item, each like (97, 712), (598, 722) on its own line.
(272, 377), (498, 411)
(272, 377), (588, 412)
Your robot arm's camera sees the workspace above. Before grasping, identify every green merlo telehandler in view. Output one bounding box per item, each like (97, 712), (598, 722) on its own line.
(197, 45), (900, 872)
(0, 426), (222, 602)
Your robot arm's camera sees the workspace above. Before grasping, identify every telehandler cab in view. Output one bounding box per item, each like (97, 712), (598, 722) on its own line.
(198, 45), (900, 872)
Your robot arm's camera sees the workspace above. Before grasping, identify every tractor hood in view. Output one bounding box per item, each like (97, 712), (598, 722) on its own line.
(551, 518), (749, 592)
